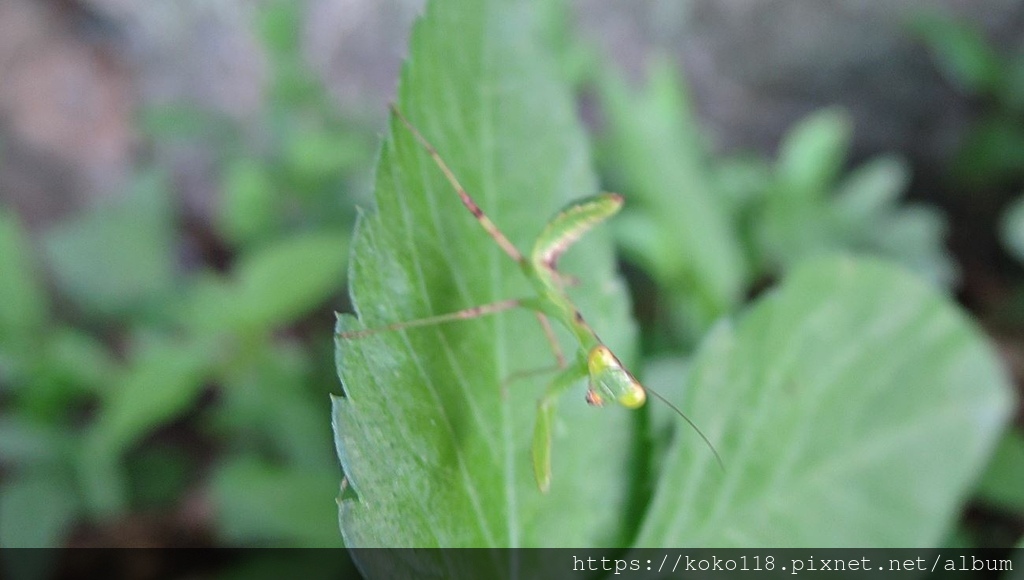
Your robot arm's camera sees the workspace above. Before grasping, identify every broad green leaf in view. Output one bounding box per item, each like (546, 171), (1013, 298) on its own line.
(42, 170), (176, 316)
(635, 255), (1014, 547)
(334, 0), (636, 550)
(599, 59), (746, 333)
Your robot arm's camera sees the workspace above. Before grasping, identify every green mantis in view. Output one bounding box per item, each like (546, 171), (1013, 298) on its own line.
(338, 105), (722, 493)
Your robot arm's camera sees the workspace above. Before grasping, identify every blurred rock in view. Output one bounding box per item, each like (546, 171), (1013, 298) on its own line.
(0, 0), (135, 225)
(306, 0), (422, 114)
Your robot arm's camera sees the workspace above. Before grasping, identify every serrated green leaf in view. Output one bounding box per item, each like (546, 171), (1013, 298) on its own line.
(334, 0), (637, 550)
(635, 255), (1014, 547)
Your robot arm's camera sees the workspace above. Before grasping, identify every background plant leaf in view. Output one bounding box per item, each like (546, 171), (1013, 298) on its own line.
(211, 454), (342, 547)
(1001, 194), (1024, 263)
(42, 170), (176, 317)
(911, 11), (1005, 96)
(975, 428), (1024, 516)
(80, 335), (217, 515)
(0, 471), (78, 549)
(0, 209), (47, 343)
(635, 255), (1015, 547)
(599, 59), (746, 336)
(333, 0), (637, 551)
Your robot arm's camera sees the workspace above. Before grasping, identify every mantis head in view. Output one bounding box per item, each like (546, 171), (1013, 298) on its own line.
(586, 345), (646, 409)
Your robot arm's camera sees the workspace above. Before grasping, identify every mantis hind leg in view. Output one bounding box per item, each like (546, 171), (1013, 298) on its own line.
(531, 363), (587, 493)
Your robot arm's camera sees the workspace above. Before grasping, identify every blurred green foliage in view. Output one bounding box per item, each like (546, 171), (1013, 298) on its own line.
(0, 0), (371, 552)
(599, 61), (957, 347)
(913, 11), (1024, 188)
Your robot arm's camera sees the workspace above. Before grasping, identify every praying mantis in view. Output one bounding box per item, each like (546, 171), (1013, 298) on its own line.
(338, 104), (722, 493)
